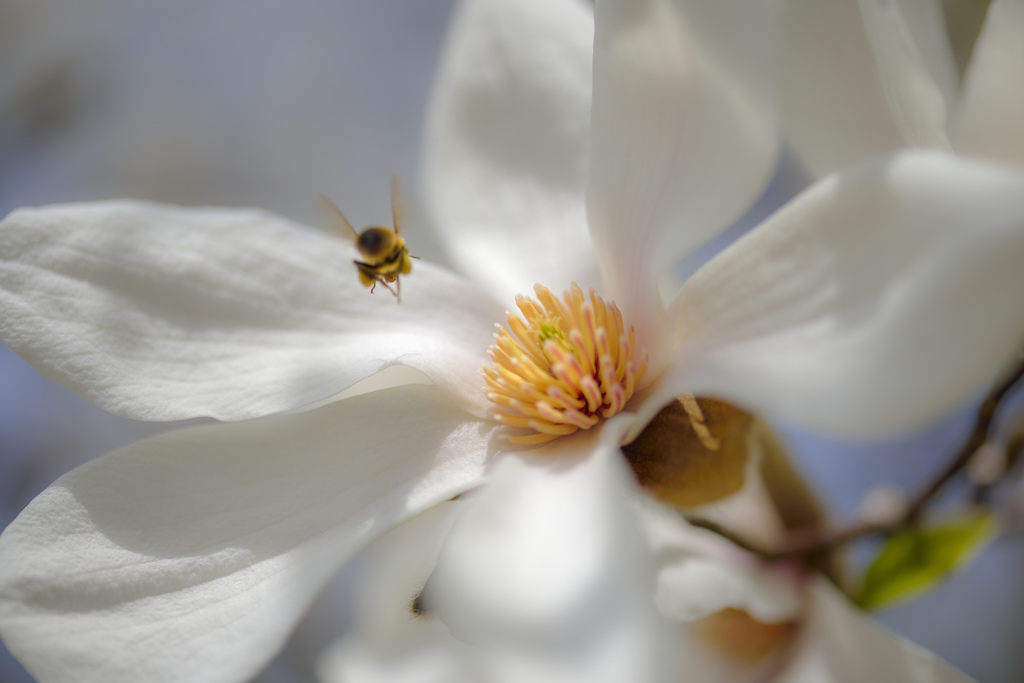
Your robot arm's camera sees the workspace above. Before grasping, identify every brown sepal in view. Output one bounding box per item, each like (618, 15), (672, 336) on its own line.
(623, 396), (754, 507)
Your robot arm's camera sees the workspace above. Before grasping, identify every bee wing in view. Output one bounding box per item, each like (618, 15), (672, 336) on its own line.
(318, 194), (359, 240)
(391, 173), (407, 236)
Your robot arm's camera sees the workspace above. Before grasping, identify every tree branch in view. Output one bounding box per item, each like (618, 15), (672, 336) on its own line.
(687, 356), (1024, 562)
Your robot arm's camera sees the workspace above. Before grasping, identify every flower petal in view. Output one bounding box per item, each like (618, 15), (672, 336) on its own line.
(778, 0), (907, 176)
(631, 498), (800, 680)
(0, 201), (505, 421)
(951, 0), (1024, 164)
(420, 0), (600, 304)
(317, 502), (478, 683)
(0, 384), (496, 683)
(657, 557), (802, 624)
(662, 151), (1024, 435)
(634, 499), (802, 624)
(587, 0), (778, 372)
(427, 417), (677, 683)
(776, 578), (973, 682)
(858, 0), (956, 149)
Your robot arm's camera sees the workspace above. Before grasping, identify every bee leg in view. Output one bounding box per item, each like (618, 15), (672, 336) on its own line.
(370, 280), (377, 294)
(380, 280), (399, 300)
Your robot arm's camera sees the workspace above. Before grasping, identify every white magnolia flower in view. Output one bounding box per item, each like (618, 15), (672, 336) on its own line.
(1, 0), (1022, 680)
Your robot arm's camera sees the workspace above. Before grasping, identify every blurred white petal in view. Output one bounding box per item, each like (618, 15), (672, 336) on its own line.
(655, 558), (801, 624)
(587, 0), (777, 370)
(0, 201), (504, 421)
(0, 385), (495, 683)
(776, 578), (974, 682)
(890, 0), (958, 106)
(629, 497), (802, 682)
(635, 502), (802, 623)
(657, 151), (1024, 435)
(421, 0), (600, 304)
(951, 0), (1024, 163)
(858, 0), (954, 149)
(778, 0), (906, 176)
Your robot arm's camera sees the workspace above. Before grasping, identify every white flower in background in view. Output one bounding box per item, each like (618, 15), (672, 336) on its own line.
(779, 0), (1024, 175)
(0, 0), (1022, 682)
(769, 2), (1024, 676)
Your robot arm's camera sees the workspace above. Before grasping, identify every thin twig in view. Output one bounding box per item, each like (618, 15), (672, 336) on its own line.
(905, 360), (1024, 521)
(687, 356), (1024, 562)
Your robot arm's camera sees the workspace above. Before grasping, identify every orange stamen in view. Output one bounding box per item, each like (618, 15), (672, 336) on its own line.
(482, 283), (648, 445)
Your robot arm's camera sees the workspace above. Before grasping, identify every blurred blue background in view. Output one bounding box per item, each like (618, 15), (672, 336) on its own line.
(1, 1), (1021, 682)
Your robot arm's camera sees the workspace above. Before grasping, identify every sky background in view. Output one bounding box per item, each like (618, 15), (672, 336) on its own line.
(1, 1), (1021, 681)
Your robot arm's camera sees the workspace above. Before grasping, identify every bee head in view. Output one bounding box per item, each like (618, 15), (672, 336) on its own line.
(356, 226), (398, 259)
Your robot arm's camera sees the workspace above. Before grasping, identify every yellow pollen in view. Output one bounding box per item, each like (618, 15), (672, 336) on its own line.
(482, 283), (648, 445)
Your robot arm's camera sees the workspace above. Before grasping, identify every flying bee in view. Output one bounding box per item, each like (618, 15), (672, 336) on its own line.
(320, 174), (418, 302)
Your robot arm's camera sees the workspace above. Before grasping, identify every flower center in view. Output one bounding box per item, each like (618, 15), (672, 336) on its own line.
(482, 283), (648, 445)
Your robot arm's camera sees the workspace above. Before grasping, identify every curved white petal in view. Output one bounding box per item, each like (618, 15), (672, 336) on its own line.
(951, 0), (1024, 164)
(778, 0), (907, 177)
(776, 578), (974, 683)
(634, 500), (802, 624)
(0, 201), (505, 421)
(891, 0), (958, 107)
(0, 384), (497, 683)
(858, 0), (955, 149)
(778, 0), (956, 175)
(661, 151), (1024, 435)
(317, 502), (478, 683)
(428, 417), (677, 683)
(420, 0), (600, 304)
(655, 558), (801, 624)
(587, 0), (778, 373)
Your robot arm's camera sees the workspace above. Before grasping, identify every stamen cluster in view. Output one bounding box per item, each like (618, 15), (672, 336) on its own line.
(482, 283), (648, 444)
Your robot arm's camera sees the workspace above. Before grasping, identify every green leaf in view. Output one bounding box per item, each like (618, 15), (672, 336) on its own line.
(856, 511), (998, 611)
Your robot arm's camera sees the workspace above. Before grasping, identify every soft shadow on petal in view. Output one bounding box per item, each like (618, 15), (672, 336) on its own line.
(951, 0), (1024, 163)
(587, 0), (777, 374)
(421, 0), (600, 304)
(774, 578), (974, 682)
(317, 502), (478, 683)
(0, 384), (497, 683)
(0, 200), (505, 421)
(428, 417), (678, 683)
(661, 151), (1024, 435)
(858, 0), (954, 149)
